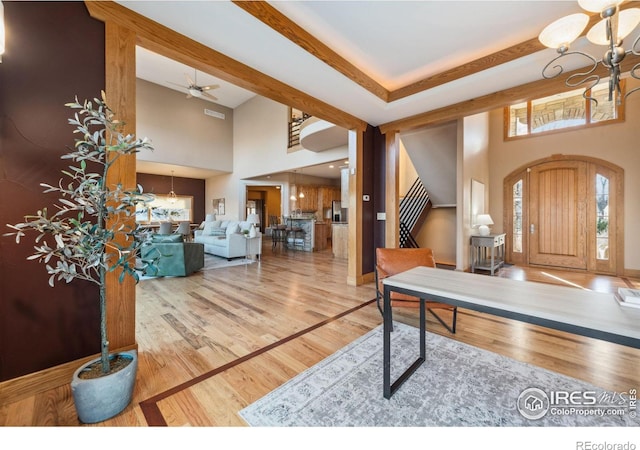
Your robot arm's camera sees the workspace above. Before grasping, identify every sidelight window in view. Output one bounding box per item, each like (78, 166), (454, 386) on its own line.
(596, 174), (609, 261)
(513, 179), (523, 253)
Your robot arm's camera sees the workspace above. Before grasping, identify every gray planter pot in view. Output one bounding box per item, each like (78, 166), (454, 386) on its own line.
(70, 350), (138, 424)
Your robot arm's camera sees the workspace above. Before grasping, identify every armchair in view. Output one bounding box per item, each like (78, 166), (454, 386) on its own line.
(375, 247), (457, 333)
(141, 234), (204, 277)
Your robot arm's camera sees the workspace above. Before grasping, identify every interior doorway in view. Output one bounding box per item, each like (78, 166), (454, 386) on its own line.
(247, 185), (283, 234)
(504, 155), (623, 275)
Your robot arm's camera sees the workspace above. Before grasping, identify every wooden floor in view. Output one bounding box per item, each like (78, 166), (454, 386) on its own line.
(1, 240), (639, 426)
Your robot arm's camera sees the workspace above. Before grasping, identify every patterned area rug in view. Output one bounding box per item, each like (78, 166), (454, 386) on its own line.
(239, 323), (638, 427)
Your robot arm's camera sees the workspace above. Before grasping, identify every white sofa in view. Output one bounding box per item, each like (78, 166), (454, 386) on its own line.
(194, 220), (262, 260)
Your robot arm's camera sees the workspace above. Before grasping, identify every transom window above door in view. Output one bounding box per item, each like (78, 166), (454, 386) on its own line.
(504, 80), (626, 140)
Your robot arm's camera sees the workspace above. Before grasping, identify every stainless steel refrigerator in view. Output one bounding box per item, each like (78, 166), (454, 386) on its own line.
(332, 201), (347, 223)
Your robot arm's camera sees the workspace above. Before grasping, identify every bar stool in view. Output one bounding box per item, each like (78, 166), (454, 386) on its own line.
(269, 215), (287, 250)
(287, 226), (305, 250)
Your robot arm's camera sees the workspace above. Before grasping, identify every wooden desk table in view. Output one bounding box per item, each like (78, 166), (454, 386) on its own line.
(382, 266), (640, 399)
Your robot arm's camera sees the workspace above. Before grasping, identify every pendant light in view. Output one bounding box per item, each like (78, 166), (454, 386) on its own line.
(168, 171), (177, 204)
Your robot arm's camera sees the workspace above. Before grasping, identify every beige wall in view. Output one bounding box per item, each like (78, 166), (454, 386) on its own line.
(488, 79), (640, 271)
(136, 79), (234, 172)
(416, 207), (457, 264)
(401, 139), (457, 264)
(207, 95), (349, 221)
(458, 112), (491, 270)
(399, 141), (418, 195)
(397, 115), (489, 268)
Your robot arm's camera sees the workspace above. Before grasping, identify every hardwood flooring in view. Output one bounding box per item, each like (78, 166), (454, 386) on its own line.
(1, 241), (639, 426)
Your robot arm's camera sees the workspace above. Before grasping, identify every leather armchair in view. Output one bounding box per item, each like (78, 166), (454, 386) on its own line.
(375, 247), (457, 333)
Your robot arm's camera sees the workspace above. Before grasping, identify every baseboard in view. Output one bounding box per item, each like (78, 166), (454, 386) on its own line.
(623, 268), (640, 279)
(0, 343), (137, 406)
(347, 271), (375, 286)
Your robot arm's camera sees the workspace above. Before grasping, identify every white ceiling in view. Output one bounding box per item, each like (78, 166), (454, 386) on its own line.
(125, 0), (608, 178)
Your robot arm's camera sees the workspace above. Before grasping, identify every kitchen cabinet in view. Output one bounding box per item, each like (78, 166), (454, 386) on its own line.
(314, 222), (329, 251)
(320, 186), (341, 209)
(296, 185), (318, 212)
(332, 223), (348, 259)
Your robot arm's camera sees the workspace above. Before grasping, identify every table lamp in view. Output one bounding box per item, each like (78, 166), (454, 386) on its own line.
(476, 214), (494, 236)
(247, 213), (260, 238)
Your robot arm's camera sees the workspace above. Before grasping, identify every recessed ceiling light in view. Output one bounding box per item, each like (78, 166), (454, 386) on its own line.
(329, 165), (334, 168)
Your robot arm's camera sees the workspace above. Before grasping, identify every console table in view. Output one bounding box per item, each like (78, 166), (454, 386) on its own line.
(470, 233), (505, 275)
(382, 266), (640, 399)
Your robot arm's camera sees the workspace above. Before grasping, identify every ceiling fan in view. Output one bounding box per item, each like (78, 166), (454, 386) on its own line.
(169, 70), (220, 101)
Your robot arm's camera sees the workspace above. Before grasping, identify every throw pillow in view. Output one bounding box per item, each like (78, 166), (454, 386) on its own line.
(226, 223), (240, 236)
(209, 227), (226, 236)
(202, 221), (222, 235)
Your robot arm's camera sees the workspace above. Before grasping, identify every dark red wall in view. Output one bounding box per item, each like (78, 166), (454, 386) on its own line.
(0, 2), (105, 381)
(136, 173), (206, 224)
(372, 127), (387, 254)
(361, 125), (378, 274)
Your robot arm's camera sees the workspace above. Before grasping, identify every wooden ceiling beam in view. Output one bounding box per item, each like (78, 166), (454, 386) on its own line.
(233, 1), (390, 102)
(234, 1), (631, 106)
(379, 52), (640, 134)
(85, 1), (368, 132)
(388, 38), (544, 102)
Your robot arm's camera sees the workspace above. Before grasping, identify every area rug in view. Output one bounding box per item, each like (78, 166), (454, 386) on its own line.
(138, 255), (254, 280)
(239, 323), (638, 427)
(200, 254), (255, 271)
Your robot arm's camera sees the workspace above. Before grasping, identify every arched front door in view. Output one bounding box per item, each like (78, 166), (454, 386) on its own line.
(504, 155), (623, 275)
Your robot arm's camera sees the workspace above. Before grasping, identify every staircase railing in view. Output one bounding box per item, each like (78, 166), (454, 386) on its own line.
(288, 112), (311, 148)
(399, 177), (430, 248)
(399, 222), (419, 248)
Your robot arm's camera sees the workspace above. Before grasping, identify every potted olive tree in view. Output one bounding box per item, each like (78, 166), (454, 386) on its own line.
(4, 93), (156, 423)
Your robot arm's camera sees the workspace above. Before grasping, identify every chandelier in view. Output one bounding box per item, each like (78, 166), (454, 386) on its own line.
(538, 0), (640, 104)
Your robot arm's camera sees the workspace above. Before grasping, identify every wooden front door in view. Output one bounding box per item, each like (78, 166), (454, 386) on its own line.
(528, 161), (588, 269)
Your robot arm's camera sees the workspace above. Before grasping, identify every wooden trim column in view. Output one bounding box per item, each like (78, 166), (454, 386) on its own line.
(347, 129), (363, 285)
(104, 21), (137, 351)
(385, 131), (400, 248)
